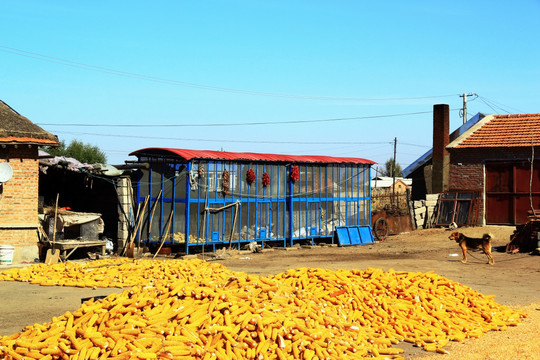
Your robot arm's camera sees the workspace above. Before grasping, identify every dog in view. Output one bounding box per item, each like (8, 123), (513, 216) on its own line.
(449, 231), (495, 265)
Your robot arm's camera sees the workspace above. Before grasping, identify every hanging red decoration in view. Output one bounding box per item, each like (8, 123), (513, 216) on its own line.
(222, 169), (230, 195)
(198, 164), (205, 179)
(262, 172), (270, 187)
(290, 165), (299, 183)
(246, 168), (256, 185)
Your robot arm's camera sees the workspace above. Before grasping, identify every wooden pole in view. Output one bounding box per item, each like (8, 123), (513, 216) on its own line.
(52, 194), (59, 254)
(228, 201), (240, 249)
(154, 211), (173, 258)
(145, 190), (163, 248)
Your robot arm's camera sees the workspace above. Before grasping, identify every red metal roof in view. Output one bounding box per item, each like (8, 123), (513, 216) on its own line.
(455, 113), (540, 148)
(130, 148), (376, 165)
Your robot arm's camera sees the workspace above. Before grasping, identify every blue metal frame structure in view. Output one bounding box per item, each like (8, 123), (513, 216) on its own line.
(134, 152), (373, 254)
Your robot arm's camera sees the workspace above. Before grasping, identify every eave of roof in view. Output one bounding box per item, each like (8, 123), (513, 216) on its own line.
(130, 147), (376, 165)
(0, 136), (59, 146)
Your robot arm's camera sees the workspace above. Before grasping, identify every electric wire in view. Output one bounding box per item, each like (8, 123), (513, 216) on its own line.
(0, 45), (458, 102)
(478, 96), (523, 114)
(478, 97), (503, 114)
(478, 96), (514, 114)
(53, 130), (391, 145)
(54, 130), (428, 150)
(399, 142), (430, 149)
(38, 108), (461, 128)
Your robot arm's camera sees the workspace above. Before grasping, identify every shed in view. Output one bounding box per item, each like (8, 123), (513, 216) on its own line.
(38, 151), (128, 257)
(129, 148), (376, 253)
(404, 106), (540, 226)
(0, 100), (59, 263)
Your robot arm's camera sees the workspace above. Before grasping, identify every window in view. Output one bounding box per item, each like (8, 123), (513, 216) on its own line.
(207, 170), (237, 193)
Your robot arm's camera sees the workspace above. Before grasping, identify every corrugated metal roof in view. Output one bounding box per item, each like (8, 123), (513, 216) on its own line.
(130, 148), (376, 165)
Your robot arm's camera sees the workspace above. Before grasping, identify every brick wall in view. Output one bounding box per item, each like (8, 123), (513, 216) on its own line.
(0, 145), (39, 262)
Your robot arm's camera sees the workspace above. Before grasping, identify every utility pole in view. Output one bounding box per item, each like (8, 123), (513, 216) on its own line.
(459, 93), (477, 124)
(392, 137), (397, 206)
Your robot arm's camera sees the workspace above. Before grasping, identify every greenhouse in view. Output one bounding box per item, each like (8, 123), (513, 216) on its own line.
(129, 148), (375, 254)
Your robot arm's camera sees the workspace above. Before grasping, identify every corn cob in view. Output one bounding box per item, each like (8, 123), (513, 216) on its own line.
(0, 259), (525, 359)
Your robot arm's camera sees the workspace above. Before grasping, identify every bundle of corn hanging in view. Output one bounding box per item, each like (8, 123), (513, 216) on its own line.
(0, 259), (525, 359)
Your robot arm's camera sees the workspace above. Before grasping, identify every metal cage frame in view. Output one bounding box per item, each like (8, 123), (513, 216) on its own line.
(132, 149), (374, 253)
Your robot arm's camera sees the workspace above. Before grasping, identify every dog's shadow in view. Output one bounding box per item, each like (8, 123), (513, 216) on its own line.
(447, 258), (490, 265)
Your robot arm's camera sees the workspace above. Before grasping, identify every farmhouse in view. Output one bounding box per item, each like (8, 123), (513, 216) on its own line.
(371, 176), (411, 194)
(128, 147), (376, 253)
(448, 112), (540, 225)
(0, 100), (59, 263)
(404, 104), (540, 226)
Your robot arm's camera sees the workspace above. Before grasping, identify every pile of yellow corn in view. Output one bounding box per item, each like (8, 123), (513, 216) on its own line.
(150, 233), (199, 244)
(0, 259), (525, 359)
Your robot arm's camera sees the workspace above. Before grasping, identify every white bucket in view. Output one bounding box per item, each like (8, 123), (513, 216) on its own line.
(0, 245), (15, 265)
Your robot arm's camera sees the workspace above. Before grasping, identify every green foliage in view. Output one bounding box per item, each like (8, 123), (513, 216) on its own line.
(42, 139), (107, 164)
(383, 158), (402, 177)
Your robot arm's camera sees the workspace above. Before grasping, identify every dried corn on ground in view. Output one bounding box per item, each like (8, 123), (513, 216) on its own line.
(0, 259), (525, 359)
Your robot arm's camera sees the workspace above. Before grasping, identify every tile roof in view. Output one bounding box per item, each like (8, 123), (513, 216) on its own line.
(454, 113), (540, 148)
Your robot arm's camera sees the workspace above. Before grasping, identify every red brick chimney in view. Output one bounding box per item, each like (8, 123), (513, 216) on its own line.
(432, 104), (450, 193)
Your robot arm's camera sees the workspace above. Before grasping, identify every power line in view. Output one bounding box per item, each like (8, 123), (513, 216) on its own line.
(478, 97), (505, 114)
(54, 130), (392, 145)
(38, 108), (461, 128)
(481, 96), (523, 113)
(477, 96), (520, 114)
(0, 45), (458, 101)
(399, 142), (430, 149)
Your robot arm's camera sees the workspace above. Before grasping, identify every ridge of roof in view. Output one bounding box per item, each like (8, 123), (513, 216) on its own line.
(446, 114), (495, 149)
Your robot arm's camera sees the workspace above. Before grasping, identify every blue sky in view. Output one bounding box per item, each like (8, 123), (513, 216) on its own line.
(1, 1), (539, 170)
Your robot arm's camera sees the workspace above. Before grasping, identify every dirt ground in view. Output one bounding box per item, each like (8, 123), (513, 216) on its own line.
(0, 225), (539, 359)
(214, 225), (540, 305)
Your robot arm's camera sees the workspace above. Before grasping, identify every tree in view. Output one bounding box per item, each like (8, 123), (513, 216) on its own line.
(383, 158), (402, 177)
(42, 139), (107, 164)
